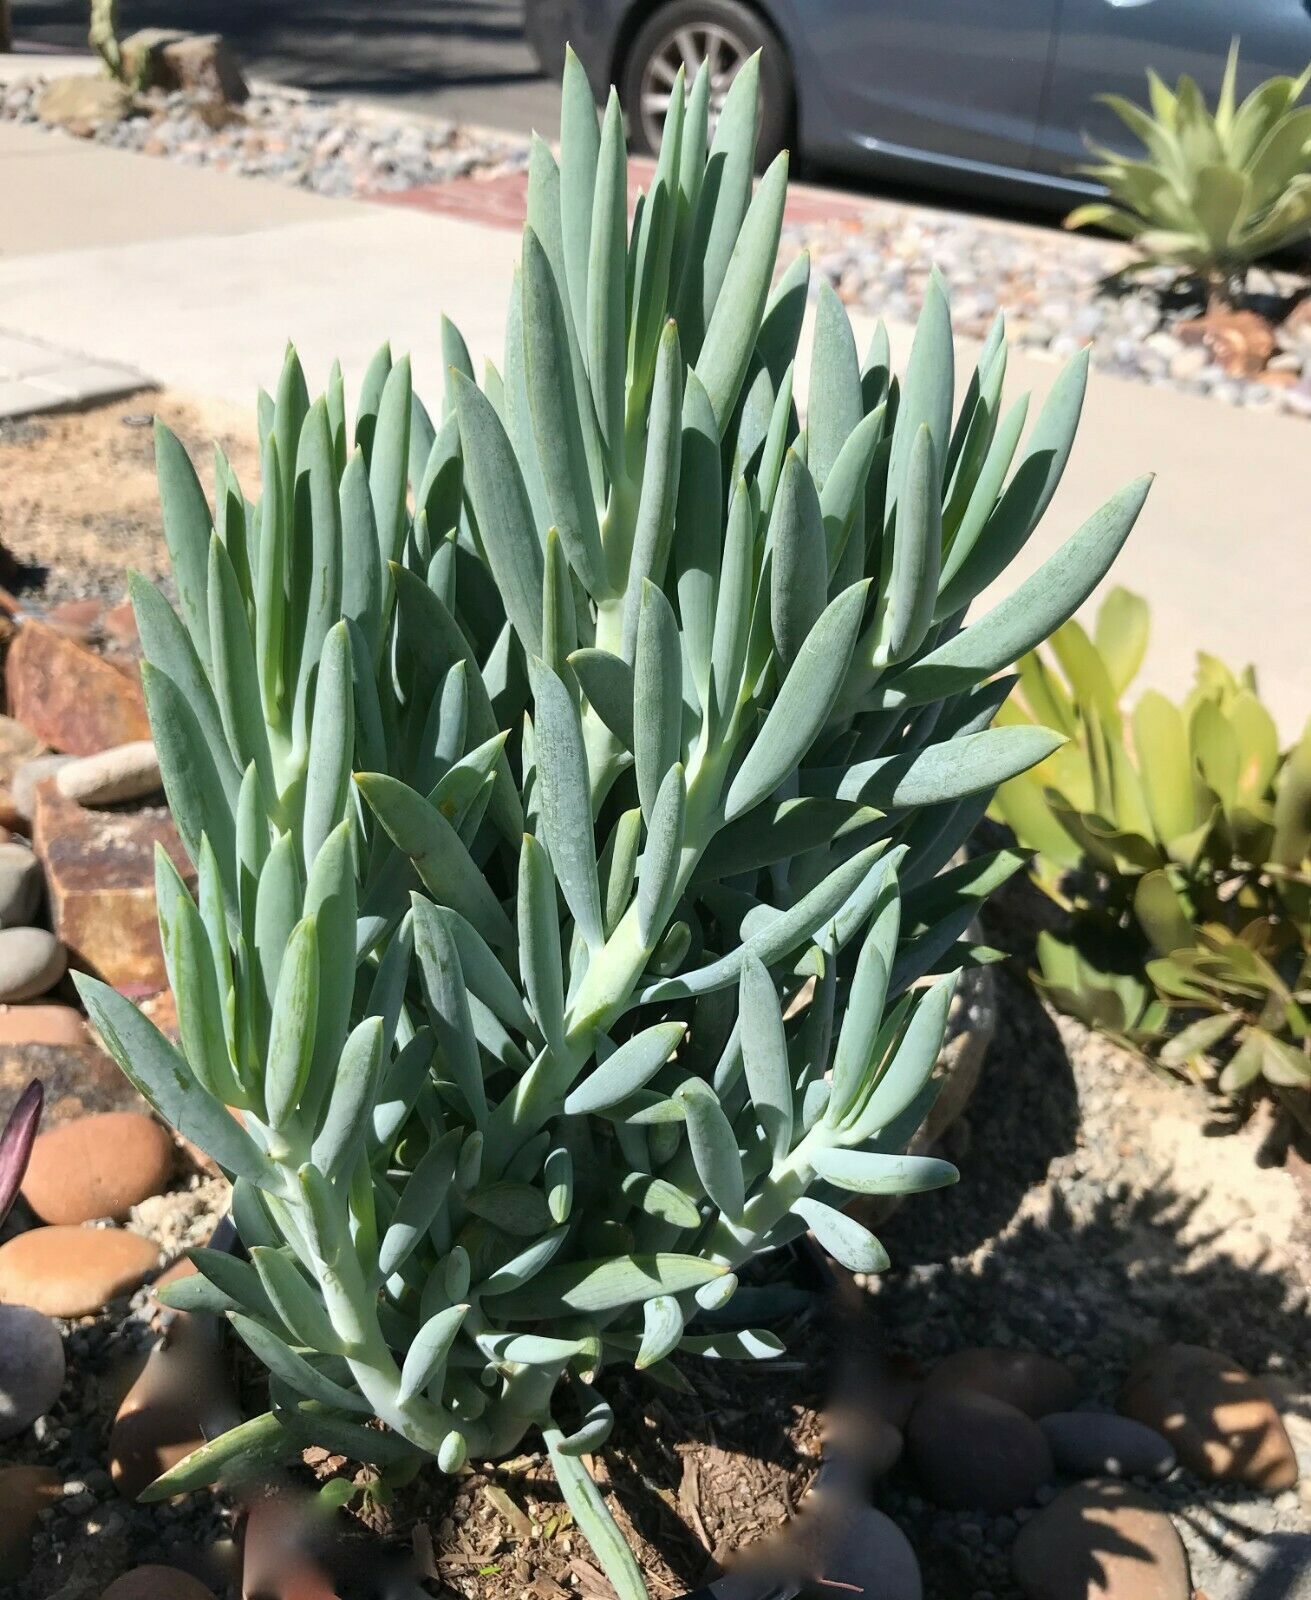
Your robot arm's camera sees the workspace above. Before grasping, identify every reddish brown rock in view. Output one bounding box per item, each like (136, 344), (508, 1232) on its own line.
(101, 1566), (216, 1600)
(908, 1388), (1054, 1511)
(241, 1495), (341, 1600)
(0, 1037), (147, 1130)
(0, 716), (45, 797)
(5, 621), (150, 756)
(1177, 310), (1276, 379)
(22, 1111), (174, 1224)
(0, 1224), (159, 1315)
(0, 1003), (89, 1047)
(1011, 1480), (1190, 1600)
(33, 782), (192, 994)
(110, 1316), (240, 1501)
(1119, 1346), (1298, 1492)
(46, 597), (103, 644)
(0, 1464), (62, 1582)
(141, 988), (180, 1040)
(103, 599), (140, 647)
(923, 1347), (1080, 1419)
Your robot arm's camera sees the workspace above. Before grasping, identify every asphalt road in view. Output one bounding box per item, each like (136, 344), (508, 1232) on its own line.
(12, 0), (562, 134)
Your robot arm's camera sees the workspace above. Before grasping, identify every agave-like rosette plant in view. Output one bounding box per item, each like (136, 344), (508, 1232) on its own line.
(1067, 44), (1311, 304)
(994, 588), (1311, 1116)
(75, 51), (1147, 1600)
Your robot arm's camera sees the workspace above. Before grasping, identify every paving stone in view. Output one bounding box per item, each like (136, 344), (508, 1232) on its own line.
(0, 333), (65, 381)
(0, 379), (56, 421)
(34, 782), (191, 994)
(6, 621), (150, 756)
(0, 1037), (147, 1130)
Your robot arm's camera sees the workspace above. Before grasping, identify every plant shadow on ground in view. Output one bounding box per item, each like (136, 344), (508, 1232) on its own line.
(866, 949), (1309, 1600)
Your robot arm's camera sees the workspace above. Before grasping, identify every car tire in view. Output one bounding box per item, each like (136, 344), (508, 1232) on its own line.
(619, 0), (794, 166)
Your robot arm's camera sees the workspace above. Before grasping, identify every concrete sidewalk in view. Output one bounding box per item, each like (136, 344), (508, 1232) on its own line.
(0, 74), (1307, 732)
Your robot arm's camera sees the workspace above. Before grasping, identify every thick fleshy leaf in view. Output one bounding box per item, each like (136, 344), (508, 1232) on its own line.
(310, 1018), (384, 1178)
(675, 1078), (745, 1219)
(637, 763), (686, 945)
(724, 581), (870, 821)
(826, 724), (1064, 808)
(641, 839), (889, 1003)
(528, 658), (603, 949)
(636, 1294), (684, 1368)
(452, 370), (544, 656)
(694, 152), (789, 434)
(413, 896), (487, 1126)
(155, 422), (214, 671)
(810, 1148), (958, 1195)
(569, 648), (635, 752)
(738, 955), (793, 1159)
(633, 581), (682, 820)
(792, 1197), (890, 1273)
(377, 1130), (461, 1278)
(588, 91), (628, 471)
(564, 1022), (686, 1115)
(75, 975), (276, 1188)
(500, 1252), (727, 1316)
(264, 916), (319, 1130)
(769, 451), (828, 669)
(889, 476), (1152, 706)
(230, 1313), (370, 1412)
(357, 773), (515, 950)
(521, 226), (607, 595)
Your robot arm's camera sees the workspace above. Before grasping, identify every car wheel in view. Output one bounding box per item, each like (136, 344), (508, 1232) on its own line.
(620, 0), (794, 164)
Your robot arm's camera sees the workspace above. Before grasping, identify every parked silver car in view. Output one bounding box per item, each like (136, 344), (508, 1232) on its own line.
(524, 0), (1311, 202)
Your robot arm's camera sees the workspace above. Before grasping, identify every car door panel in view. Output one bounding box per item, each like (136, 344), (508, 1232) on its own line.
(776, 0), (1060, 173)
(1036, 0), (1311, 176)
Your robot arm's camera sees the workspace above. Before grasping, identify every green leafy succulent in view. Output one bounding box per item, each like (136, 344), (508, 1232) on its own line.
(74, 50), (1146, 1598)
(995, 588), (1311, 1118)
(1066, 44), (1311, 305)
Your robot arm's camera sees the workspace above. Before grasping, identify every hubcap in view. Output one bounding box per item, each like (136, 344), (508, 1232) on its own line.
(638, 22), (752, 151)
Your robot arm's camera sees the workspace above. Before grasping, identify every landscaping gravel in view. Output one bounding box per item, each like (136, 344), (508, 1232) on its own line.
(784, 209), (1311, 418)
(3, 71), (1308, 418)
(867, 935), (1311, 1600)
(0, 77), (529, 198)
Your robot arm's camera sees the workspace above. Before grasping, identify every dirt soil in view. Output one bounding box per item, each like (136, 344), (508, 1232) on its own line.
(0, 392), (258, 609)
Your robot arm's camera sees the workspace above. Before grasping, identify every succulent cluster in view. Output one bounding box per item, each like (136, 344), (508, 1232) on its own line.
(76, 52), (1147, 1595)
(1066, 45), (1311, 306)
(994, 588), (1311, 1121)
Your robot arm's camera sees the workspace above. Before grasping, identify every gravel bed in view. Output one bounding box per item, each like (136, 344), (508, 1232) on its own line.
(786, 209), (1311, 419)
(3, 1177), (238, 1599)
(868, 946), (1311, 1600)
(0, 76), (529, 198)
